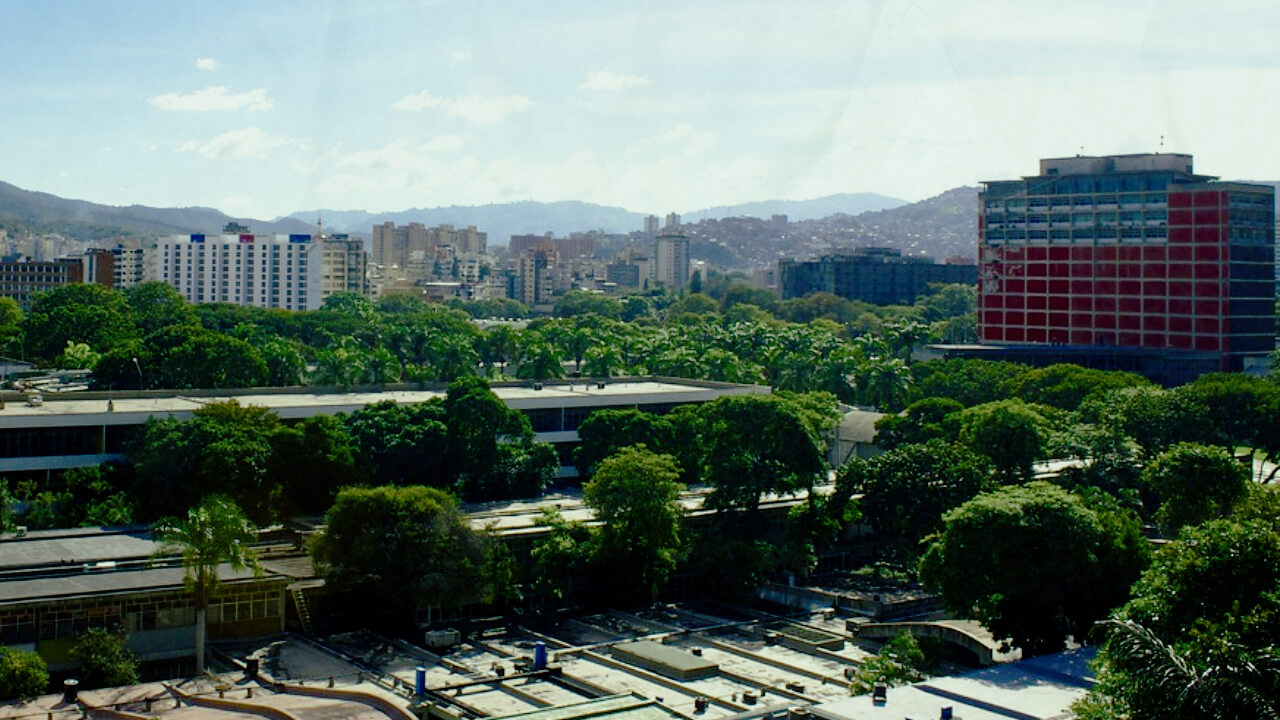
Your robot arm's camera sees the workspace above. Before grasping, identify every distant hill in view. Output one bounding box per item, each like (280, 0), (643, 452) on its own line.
(681, 193), (906, 223)
(296, 193), (908, 245)
(0, 181), (315, 241)
(289, 201), (647, 247)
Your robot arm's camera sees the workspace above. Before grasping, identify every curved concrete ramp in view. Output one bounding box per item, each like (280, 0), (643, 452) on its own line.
(855, 620), (1016, 666)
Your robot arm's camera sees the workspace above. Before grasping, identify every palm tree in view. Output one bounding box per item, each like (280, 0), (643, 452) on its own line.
(1098, 619), (1280, 720)
(153, 496), (261, 674)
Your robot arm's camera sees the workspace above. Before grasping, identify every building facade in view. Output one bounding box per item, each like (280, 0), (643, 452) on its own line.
(978, 154), (1275, 377)
(655, 232), (689, 288)
(374, 222), (487, 267)
(319, 235), (370, 300)
(0, 259), (85, 309)
(779, 247), (977, 304)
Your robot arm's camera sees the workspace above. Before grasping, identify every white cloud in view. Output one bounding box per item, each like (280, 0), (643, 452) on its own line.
(578, 70), (651, 92)
(420, 134), (469, 153)
(656, 123), (716, 156)
(151, 86), (273, 112)
(182, 128), (304, 159)
(452, 50), (469, 63)
(219, 194), (257, 215)
(195, 57), (219, 71)
(391, 90), (532, 124)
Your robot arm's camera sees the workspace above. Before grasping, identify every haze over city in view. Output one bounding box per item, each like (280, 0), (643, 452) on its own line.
(3, 1), (1279, 220)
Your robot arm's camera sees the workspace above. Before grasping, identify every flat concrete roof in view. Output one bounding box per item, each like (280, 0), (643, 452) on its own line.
(0, 527), (157, 569)
(495, 695), (685, 720)
(611, 641), (718, 676)
(0, 379), (767, 428)
(0, 563), (283, 606)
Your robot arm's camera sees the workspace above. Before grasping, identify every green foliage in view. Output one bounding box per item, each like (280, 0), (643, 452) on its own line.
(153, 495), (261, 673)
(528, 508), (594, 613)
(0, 647), (48, 701)
(1142, 443), (1249, 533)
(124, 282), (199, 338)
(849, 632), (928, 695)
(554, 290), (622, 319)
(1178, 373), (1280, 453)
(311, 485), (503, 627)
(584, 446), (685, 604)
(700, 394), (827, 512)
(873, 397), (963, 450)
(23, 284), (137, 363)
(845, 440), (994, 557)
(1003, 363), (1152, 411)
(131, 400), (281, 522)
(919, 482), (1146, 656)
(956, 399), (1048, 483)
(71, 627), (139, 689)
(912, 358), (1027, 407)
(269, 415), (364, 515)
(575, 408), (672, 477)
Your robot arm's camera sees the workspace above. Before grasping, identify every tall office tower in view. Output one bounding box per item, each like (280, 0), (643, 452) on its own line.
(655, 232), (690, 288)
(978, 153), (1274, 381)
(664, 212), (681, 229)
(372, 221), (428, 267)
(644, 215), (660, 235)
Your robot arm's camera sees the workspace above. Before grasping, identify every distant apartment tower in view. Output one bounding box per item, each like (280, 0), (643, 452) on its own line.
(510, 233), (555, 256)
(655, 232), (690, 288)
(977, 153), (1275, 379)
(373, 222), (486, 267)
(665, 212), (681, 229)
(779, 247), (977, 304)
(320, 235), (369, 300)
(644, 215), (660, 235)
(514, 250), (554, 306)
(0, 259), (84, 309)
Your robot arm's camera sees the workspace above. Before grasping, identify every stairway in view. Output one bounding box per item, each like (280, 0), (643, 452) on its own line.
(292, 587), (314, 635)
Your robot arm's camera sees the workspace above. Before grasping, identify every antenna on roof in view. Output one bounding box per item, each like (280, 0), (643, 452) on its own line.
(1159, 134), (1164, 152)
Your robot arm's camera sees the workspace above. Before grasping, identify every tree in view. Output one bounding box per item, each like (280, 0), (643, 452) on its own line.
(131, 400), (281, 522)
(912, 358), (1026, 407)
(0, 297), (23, 356)
(849, 632), (929, 695)
(553, 290), (622, 319)
(700, 395), (827, 513)
(0, 647), (48, 701)
(1083, 619), (1280, 720)
(584, 447), (686, 604)
(153, 495), (261, 674)
(574, 408), (672, 478)
(344, 400), (449, 486)
(23, 284), (136, 362)
(124, 282), (199, 338)
(873, 397), (964, 451)
(1122, 519), (1280, 661)
(956, 399), (1048, 483)
(57, 340), (100, 369)
(919, 482), (1146, 656)
(269, 415), (363, 516)
(71, 627), (139, 689)
(1004, 363), (1151, 411)
(1142, 443), (1249, 533)
(528, 508), (594, 613)
(311, 485), (503, 627)
(845, 440), (994, 557)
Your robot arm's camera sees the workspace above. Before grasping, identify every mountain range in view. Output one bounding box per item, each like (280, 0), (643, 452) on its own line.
(0, 179), (906, 248)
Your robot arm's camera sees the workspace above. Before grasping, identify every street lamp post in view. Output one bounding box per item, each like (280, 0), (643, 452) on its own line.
(132, 357), (144, 390)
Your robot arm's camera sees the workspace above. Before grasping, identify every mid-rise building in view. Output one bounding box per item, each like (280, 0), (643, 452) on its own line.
(779, 247), (976, 304)
(514, 250), (553, 306)
(976, 153), (1275, 380)
(319, 234), (369, 300)
(149, 233), (321, 311)
(373, 222), (486, 267)
(0, 259), (84, 309)
(655, 232), (690, 288)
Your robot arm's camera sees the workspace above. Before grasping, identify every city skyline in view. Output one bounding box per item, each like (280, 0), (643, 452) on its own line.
(3, 1), (1279, 221)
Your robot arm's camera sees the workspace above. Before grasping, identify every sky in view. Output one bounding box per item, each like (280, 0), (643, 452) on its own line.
(3, 0), (1280, 221)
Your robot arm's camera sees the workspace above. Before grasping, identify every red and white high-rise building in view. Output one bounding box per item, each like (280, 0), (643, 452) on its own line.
(977, 154), (1274, 381)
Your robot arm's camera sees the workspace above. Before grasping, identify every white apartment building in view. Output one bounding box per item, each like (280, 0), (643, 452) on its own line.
(148, 233), (360, 311)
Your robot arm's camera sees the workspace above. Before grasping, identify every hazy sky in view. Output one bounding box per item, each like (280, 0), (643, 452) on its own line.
(3, 1), (1279, 220)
